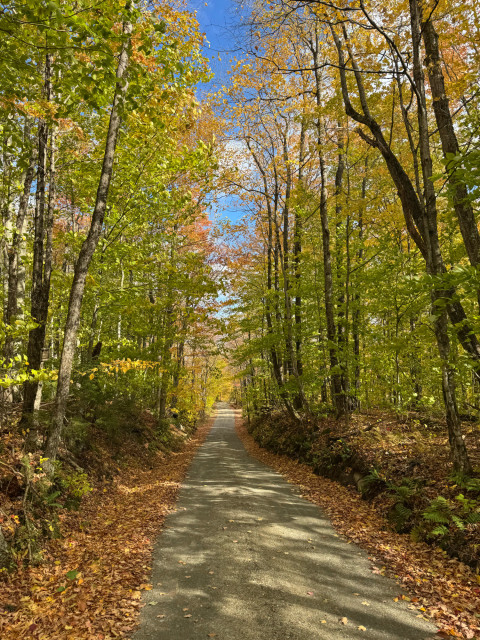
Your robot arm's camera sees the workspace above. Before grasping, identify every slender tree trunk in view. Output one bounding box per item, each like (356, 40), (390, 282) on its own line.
(311, 34), (344, 417)
(22, 54), (55, 429)
(294, 118), (306, 409)
(3, 139), (36, 401)
(87, 301), (99, 360)
(281, 130), (306, 411)
(334, 126), (348, 412)
(158, 232), (177, 422)
(171, 304), (189, 409)
(44, 17), (132, 474)
(353, 158), (366, 397)
(246, 139), (299, 419)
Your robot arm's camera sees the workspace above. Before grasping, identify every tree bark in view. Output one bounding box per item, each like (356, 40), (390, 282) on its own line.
(44, 16), (132, 474)
(409, 0), (471, 473)
(246, 138), (300, 420)
(353, 157), (366, 397)
(22, 53), (54, 428)
(331, 21), (472, 472)
(3, 138), (36, 401)
(420, 8), (480, 274)
(311, 34), (345, 417)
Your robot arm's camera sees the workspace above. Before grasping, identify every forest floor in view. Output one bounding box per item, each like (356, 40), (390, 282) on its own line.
(237, 412), (480, 639)
(0, 412), (215, 640)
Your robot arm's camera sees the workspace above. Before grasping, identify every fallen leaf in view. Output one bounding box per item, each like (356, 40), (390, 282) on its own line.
(66, 570), (79, 581)
(340, 617), (348, 625)
(358, 625), (367, 631)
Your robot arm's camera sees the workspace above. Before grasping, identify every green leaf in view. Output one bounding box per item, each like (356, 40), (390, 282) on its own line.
(66, 570), (79, 581)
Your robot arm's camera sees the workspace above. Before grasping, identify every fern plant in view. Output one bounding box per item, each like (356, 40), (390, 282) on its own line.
(387, 479), (421, 532)
(421, 494), (480, 539)
(422, 497), (452, 537)
(448, 471), (480, 494)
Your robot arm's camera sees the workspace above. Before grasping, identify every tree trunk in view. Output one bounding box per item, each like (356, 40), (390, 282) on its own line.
(409, 0), (471, 473)
(22, 54), (54, 429)
(3, 138), (36, 401)
(311, 34), (345, 417)
(332, 21), (472, 472)
(421, 8), (480, 275)
(353, 158), (366, 397)
(0, 525), (9, 568)
(246, 138), (300, 420)
(334, 126), (348, 413)
(44, 17), (132, 475)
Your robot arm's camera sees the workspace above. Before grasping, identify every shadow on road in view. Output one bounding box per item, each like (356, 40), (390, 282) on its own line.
(133, 403), (437, 640)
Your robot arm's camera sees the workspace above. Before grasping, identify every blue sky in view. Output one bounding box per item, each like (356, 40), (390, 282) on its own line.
(189, 0), (239, 89)
(189, 0), (248, 225)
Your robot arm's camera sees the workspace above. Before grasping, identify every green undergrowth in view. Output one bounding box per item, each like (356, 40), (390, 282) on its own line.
(247, 410), (480, 571)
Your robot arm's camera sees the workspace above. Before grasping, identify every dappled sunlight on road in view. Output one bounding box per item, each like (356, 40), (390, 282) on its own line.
(133, 403), (436, 640)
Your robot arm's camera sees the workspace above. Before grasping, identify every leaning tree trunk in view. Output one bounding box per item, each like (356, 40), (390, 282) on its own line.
(332, 23), (472, 472)
(44, 18), (132, 476)
(408, 0), (471, 474)
(420, 8), (480, 281)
